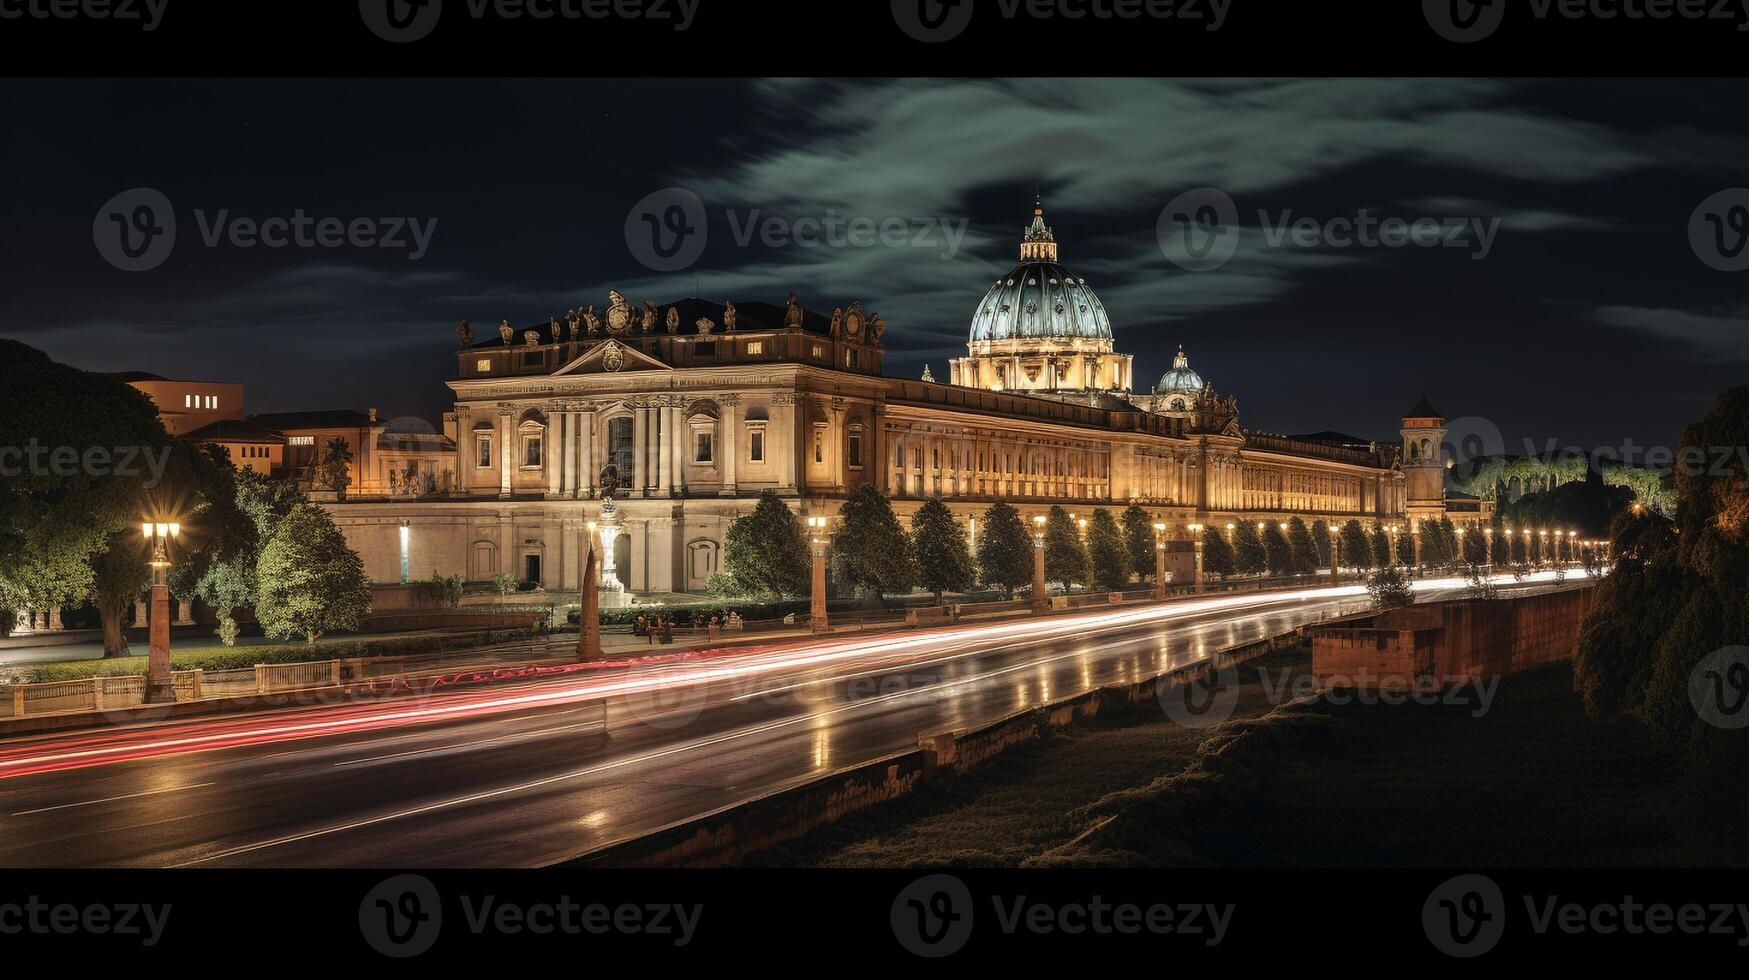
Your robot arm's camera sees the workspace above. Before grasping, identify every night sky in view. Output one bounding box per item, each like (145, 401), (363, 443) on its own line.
(5, 78), (1747, 455)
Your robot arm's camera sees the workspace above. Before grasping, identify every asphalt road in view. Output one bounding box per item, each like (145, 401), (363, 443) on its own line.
(0, 573), (1581, 867)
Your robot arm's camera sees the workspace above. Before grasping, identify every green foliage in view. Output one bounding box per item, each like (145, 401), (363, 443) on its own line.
(1085, 509), (1128, 592)
(1043, 506), (1088, 589)
(318, 437), (354, 497)
(1261, 522), (1293, 577)
(1310, 520), (1332, 568)
(1369, 525), (1391, 567)
(1366, 566), (1414, 609)
(196, 558), (254, 623)
(976, 502), (1032, 599)
(1501, 478), (1636, 539)
(1284, 518), (1318, 576)
(492, 572), (518, 595)
(414, 570), (464, 608)
(1420, 520), (1451, 567)
(254, 504), (372, 644)
(1201, 525), (1236, 578)
(722, 490), (810, 598)
(216, 616), (240, 646)
(832, 484), (916, 602)
(1120, 505), (1157, 582)
(910, 497), (974, 601)
(1232, 521), (1266, 576)
(1339, 520), (1373, 571)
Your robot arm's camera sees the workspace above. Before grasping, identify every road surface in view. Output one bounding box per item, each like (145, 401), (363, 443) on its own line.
(0, 573), (1581, 867)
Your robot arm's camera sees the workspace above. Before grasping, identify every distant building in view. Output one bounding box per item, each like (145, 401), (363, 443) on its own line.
(106, 372), (244, 437)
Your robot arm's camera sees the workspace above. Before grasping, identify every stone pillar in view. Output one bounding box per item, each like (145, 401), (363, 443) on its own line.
(632, 405), (648, 496)
(1194, 533), (1206, 594)
(1154, 530), (1167, 600)
(146, 580), (174, 703)
(656, 405), (673, 495)
(497, 406), (512, 499)
(133, 597), (148, 627)
(578, 410), (595, 498)
(547, 410), (564, 498)
(175, 599), (194, 626)
(720, 397), (739, 495)
(47, 606), (63, 631)
(810, 534), (828, 632)
(831, 400), (847, 491)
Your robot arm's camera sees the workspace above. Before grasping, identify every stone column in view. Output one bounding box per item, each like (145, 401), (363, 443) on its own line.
(1031, 519), (1048, 611)
(656, 404), (673, 495)
(632, 405), (648, 496)
(830, 399), (846, 491)
(546, 409), (564, 498)
(47, 606), (63, 631)
(720, 396), (739, 496)
(147, 581), (174, 703)
(133, 597), (147, 628)
(497, 405), (513, 499)
(577, 410), (595, 498)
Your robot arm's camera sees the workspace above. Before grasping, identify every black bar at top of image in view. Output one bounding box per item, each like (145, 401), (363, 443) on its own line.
(0, 0), (1744, 77)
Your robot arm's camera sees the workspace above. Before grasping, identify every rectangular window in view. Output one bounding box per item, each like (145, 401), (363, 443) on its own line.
(749, 430), (765, 463)
(288, 435), (314, 446)
(476, 358), (492, 372)
(524, 436), (542, 468)
(845, 348), (859, 369)
(813, 428), (824, 463)
(745, 340), (764, 355)
(811, 344), (825, 359)
(695, 431), (714, 463)
(183, 394), (192, 408)
(848, 431), (863, 468)
(520, 351), (543, 368)
(477, 434), (493, 468)
(696, 342), (717, 357)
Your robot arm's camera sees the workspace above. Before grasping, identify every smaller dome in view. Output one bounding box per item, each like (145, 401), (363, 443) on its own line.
(1156, 346), (1205, 395)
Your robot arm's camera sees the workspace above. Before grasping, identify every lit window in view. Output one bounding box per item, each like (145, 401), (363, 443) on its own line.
(749, 430), (764, 462)
(695, 432), (714, 463)
(746, 341), (764, 355)
(476, 359), (492, 372)
(524, 435), (543, 468)
(811, 344), (825, 358)
(847, 427), (863, 469)
(477, 434), (492, 468)
(183, 394), (192, 408)
(287, 436), (314, 447)
(814, 427), (824, 463)
(846, 349), (859, 369)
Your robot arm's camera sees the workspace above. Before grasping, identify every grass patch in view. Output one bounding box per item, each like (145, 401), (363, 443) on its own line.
(11, 628), (540, 684)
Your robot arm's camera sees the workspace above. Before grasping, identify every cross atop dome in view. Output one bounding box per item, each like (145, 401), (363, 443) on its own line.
(1020, 193), (1058, 262)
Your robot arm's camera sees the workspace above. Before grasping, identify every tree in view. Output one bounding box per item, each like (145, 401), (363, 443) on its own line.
(1396, 528), (1415, 565)
(1339, 520), (1373, 571)
(0, 341), (175, 647)
(1310, 519), (1332, 568)
(1489, 521), (1510, 564)
(1285, 517), (1319, 576)
(1262, 522), (1293, 577)
(1232, 521), (1266, 576)
(831, 484), (916, 604)
(195, 560), (252, 645)
(1370, 524), (1391, 566)
(1201, 525), (1236, 578)
(1120, 505), (1156, 582)
(722, 490), (810, 598)
(1085, 509), (1128, 592)
(1420, 521), (1450, 567)
(1043, 506), (1088, 590)
(318, 437), (354, 499)
(910, 497), (974, 603)
(976, 502), (1032, 599)
(254, 504), (372, 644)
(1366, 566), (1414, 609)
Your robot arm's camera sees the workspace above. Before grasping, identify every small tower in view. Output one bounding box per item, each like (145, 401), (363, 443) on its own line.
(1019, 193), (1058, 263)
(1400, 395), (1448, 525)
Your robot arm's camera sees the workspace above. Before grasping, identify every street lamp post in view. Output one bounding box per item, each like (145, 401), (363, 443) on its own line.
(1566, 530), (1578, 566)
(1522, 528), (1532, 566)
(807, 516), (830, 632)
(1386, 524), (1400, 568)
(1482, 526), (1494, 572)
(1152, 522), (1168, 600)
(1031, 515), (1049, 611)
(142, 521), (180, 704)
(1187, 523), (1205, 594)
(577, 520), (602, 660)
(1328, 525), (1341, 583)
(1538, 529), (1549, 568)
(1455, 526), (1468, 569)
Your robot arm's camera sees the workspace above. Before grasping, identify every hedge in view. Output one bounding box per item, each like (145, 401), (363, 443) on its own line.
(13, 627), (540, 684)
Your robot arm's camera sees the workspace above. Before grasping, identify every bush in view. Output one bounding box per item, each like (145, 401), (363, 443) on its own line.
(415, 571), (464, 608)
(1366, 566), (1413, 609)
(596, 598), (811, 628)
(492, 572), (518, 595)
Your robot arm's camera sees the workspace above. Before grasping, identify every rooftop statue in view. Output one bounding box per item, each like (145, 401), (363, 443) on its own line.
(829, 307), (843, 339)
(456, 318), (473, 347)
(695, 316), (716, 335)
(868, 312), (886, 346)
(565, 309), (581, 341)
(583, 304), (601, 336)
(640, 299), (658, 334)
(498, 319), (514, 345)
(665, 306), (680, 334)
(522, 329), (541, 346)
(605, 292), (632, 335)
(548, 316), (561, 342)
(723, 302), (737, 332)
(784, 293), (805, 329)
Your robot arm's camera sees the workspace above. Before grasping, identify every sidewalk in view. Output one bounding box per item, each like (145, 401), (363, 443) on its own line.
(0, 626), (486, 667)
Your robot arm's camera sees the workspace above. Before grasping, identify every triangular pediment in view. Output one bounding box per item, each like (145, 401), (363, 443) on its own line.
(554, 339), (671, 375)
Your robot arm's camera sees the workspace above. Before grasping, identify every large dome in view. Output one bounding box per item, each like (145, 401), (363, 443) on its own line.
(1156, 346), (1205, 394)
(968, 207), (1113, 344)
